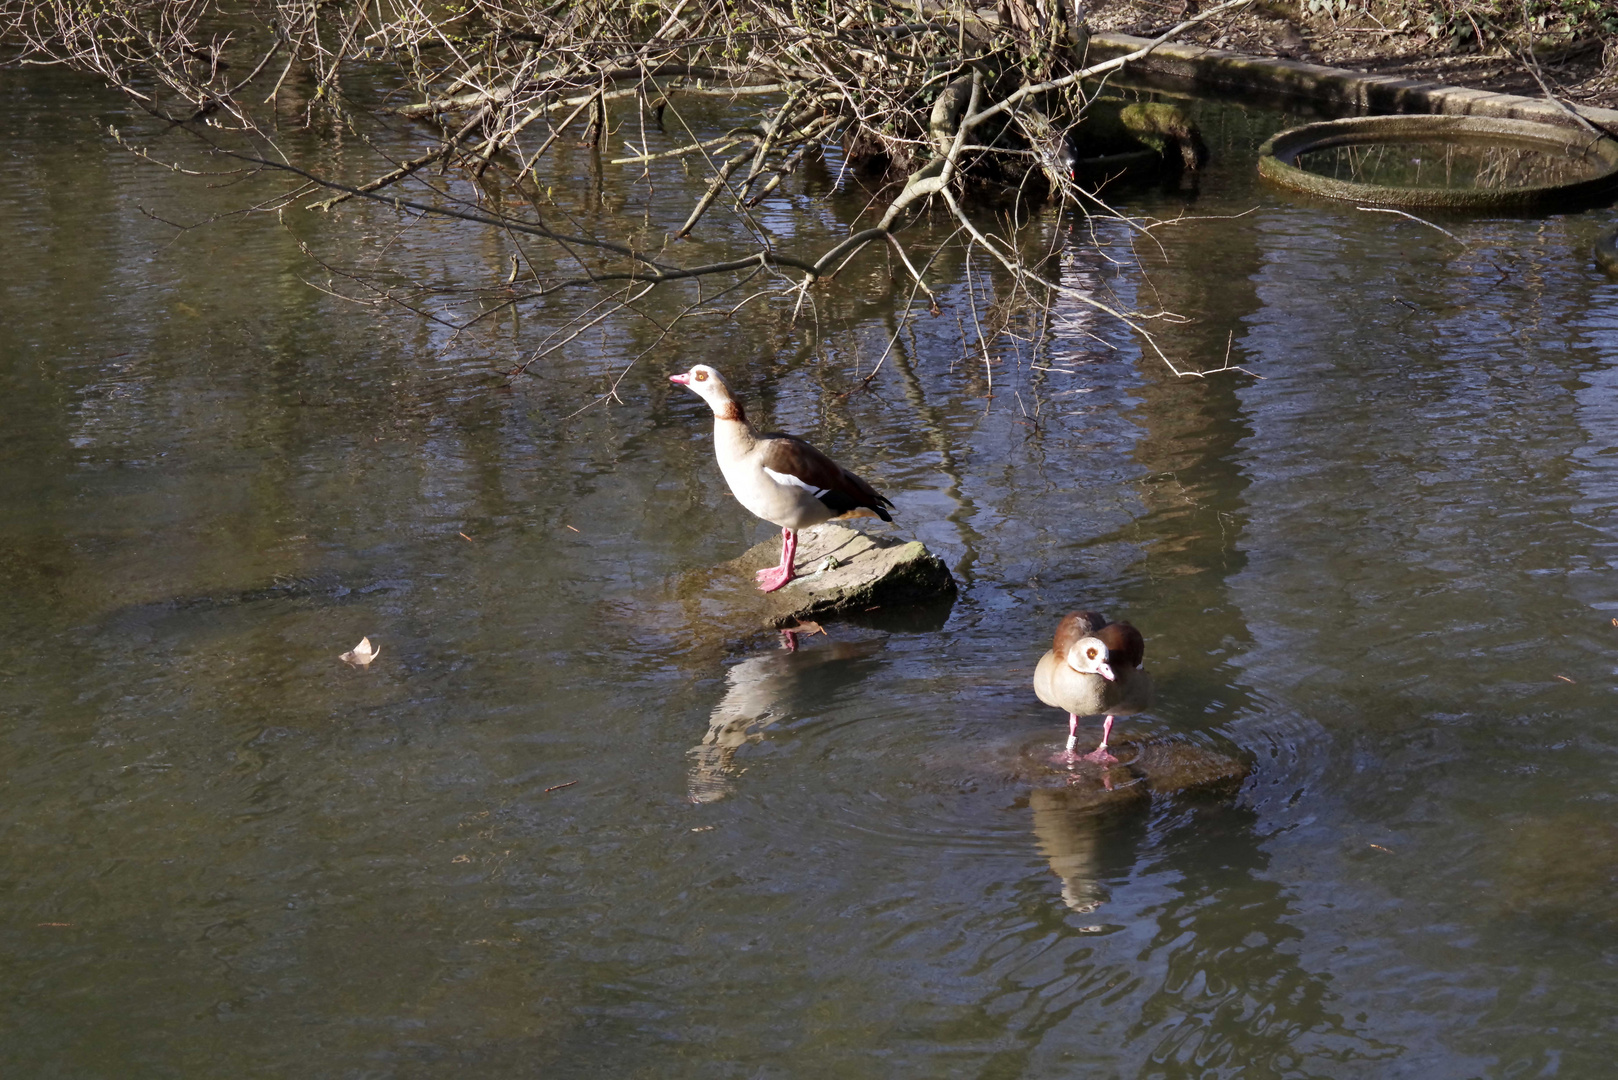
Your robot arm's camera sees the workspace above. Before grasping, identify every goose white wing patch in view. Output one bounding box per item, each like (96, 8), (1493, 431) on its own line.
(762, 466), (829, 498)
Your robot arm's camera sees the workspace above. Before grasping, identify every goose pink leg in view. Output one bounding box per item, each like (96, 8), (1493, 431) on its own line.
(756, 527), (797, 592)
(1059, 713), (1118, 765)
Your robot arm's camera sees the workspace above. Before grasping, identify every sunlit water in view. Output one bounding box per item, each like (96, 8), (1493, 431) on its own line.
(4, 66), (1618, 1078)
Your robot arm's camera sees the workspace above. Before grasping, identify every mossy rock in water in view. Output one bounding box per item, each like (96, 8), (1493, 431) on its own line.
(1020, 734), (1250, 807)
(1071, 99), (1208, 181)
(674, 523), (957, 631)
(1118, 103), (1210, 169)
(1597, 226), (1618, 277)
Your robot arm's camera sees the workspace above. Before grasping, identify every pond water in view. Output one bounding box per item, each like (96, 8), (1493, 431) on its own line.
(5, 65), (1618, 1078)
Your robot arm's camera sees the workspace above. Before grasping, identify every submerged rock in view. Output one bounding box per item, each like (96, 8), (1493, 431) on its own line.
(676, 523), (957, 630)
(1022, 734), (1251, 809)
(1598, 227), (1618, 277)
(1497, 814), (1618, 933)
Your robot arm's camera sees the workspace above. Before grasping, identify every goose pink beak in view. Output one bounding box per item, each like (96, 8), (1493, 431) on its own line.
(1097, 662), (1116, 682)
(669, 372), (691, 385)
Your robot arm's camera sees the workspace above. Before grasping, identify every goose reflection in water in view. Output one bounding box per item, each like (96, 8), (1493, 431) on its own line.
(688, 636), (884, 804)
(687, 636), (1247, 924)
(1023, 735), (1251, 912)
(1029, 779), (1152, 913)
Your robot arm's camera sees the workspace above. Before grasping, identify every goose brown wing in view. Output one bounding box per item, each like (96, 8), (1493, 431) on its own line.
(758, 433), (894, 521)
(1097, 621), (1145, 669)
(1051, 611), (1109, 654)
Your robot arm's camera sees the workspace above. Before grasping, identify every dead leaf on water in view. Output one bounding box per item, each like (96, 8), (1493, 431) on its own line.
(340, 636), (380, 666)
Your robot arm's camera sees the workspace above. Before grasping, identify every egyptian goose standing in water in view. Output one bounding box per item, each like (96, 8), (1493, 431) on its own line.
(669, 364), (894, 592)
(1033, 611), (1153, 762)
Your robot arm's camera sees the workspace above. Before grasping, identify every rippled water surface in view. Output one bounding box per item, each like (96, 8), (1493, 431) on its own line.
(5, 67), (1618, 1078)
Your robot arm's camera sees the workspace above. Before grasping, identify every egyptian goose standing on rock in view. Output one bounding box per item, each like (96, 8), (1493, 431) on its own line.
(670, 364), (895, 592)
(1033, 611), (1153, 763)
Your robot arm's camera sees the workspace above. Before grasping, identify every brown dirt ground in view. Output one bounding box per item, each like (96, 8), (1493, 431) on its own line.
(1088, 1), (1618, 113)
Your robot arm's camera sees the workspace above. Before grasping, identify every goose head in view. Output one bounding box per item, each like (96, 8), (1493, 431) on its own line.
(1064, 636), (1116, 682)
(669, 364), (734, 411)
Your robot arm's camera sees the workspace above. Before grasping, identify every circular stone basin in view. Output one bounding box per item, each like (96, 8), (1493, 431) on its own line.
(1258, 115), (1618, 211)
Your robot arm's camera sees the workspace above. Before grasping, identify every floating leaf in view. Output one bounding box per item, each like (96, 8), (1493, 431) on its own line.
(340, 636), (380, 666)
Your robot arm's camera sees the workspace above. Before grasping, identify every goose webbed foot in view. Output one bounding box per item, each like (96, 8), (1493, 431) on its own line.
(755, 565), (794, 592)
(1084, 716), (1118, 764)
(1051, 746), (1120, 766)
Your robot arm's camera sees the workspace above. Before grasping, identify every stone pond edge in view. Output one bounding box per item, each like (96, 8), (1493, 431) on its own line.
(1089, 32), (1618, 132)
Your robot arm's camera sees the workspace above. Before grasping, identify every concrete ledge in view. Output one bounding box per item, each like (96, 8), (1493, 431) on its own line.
(1090, 32), (1618, 132)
